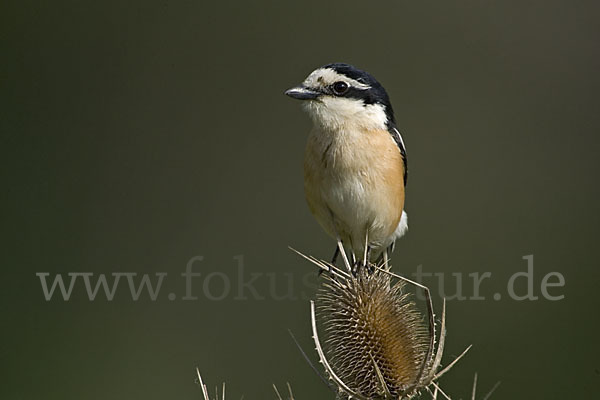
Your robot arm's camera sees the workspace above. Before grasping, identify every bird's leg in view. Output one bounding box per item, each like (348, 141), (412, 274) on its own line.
(330, 246), (340, 266)
(365, 246), (374, 273)
(319, 246), (340, 276)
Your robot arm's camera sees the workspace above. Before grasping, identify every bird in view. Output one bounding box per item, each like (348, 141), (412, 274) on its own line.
(285, 63), (408, 268)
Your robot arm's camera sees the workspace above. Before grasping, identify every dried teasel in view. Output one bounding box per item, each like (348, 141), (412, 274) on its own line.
(291, 248), (471, 400)
(317, 269), (429, 398)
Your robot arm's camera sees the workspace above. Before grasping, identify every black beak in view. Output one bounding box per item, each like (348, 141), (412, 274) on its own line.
(284, 85), (320, 100)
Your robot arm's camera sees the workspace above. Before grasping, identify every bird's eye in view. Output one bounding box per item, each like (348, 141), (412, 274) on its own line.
(332, 81), (349, 95)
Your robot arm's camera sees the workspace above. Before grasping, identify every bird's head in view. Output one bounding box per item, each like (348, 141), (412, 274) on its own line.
(285, 63), (395, 131)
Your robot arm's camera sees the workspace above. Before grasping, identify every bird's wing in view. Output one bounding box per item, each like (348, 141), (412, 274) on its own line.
(389, 127), (408, 185)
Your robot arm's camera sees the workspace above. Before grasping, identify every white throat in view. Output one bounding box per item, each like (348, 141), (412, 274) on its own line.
(303, 97), (388, 132)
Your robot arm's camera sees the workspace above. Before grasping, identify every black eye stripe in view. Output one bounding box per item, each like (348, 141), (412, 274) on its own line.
(328, 85), (374, 103)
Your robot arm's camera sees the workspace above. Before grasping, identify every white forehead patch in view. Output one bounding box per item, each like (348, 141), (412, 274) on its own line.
(302, 68), (371, 91)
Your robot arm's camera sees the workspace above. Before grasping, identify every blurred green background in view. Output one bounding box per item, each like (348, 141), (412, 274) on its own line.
(2, 1), (599, 398)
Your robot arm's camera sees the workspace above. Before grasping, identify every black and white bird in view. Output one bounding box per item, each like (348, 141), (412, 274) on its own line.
(285, 63), (408, 267)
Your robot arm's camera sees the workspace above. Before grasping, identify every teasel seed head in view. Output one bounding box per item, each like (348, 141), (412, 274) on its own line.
(316, 269), (430, 398)
(291, 246), (472, 400)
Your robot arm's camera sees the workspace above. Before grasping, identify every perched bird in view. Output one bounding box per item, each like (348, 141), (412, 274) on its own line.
(285, 63), (408, 266)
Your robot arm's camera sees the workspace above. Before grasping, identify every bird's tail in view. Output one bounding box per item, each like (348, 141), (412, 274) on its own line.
(394, 210), (408, 240)
(388, 210), (408, 254)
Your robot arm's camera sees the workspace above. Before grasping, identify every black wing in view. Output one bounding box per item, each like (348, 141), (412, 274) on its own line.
(389, 126), (408, 185)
